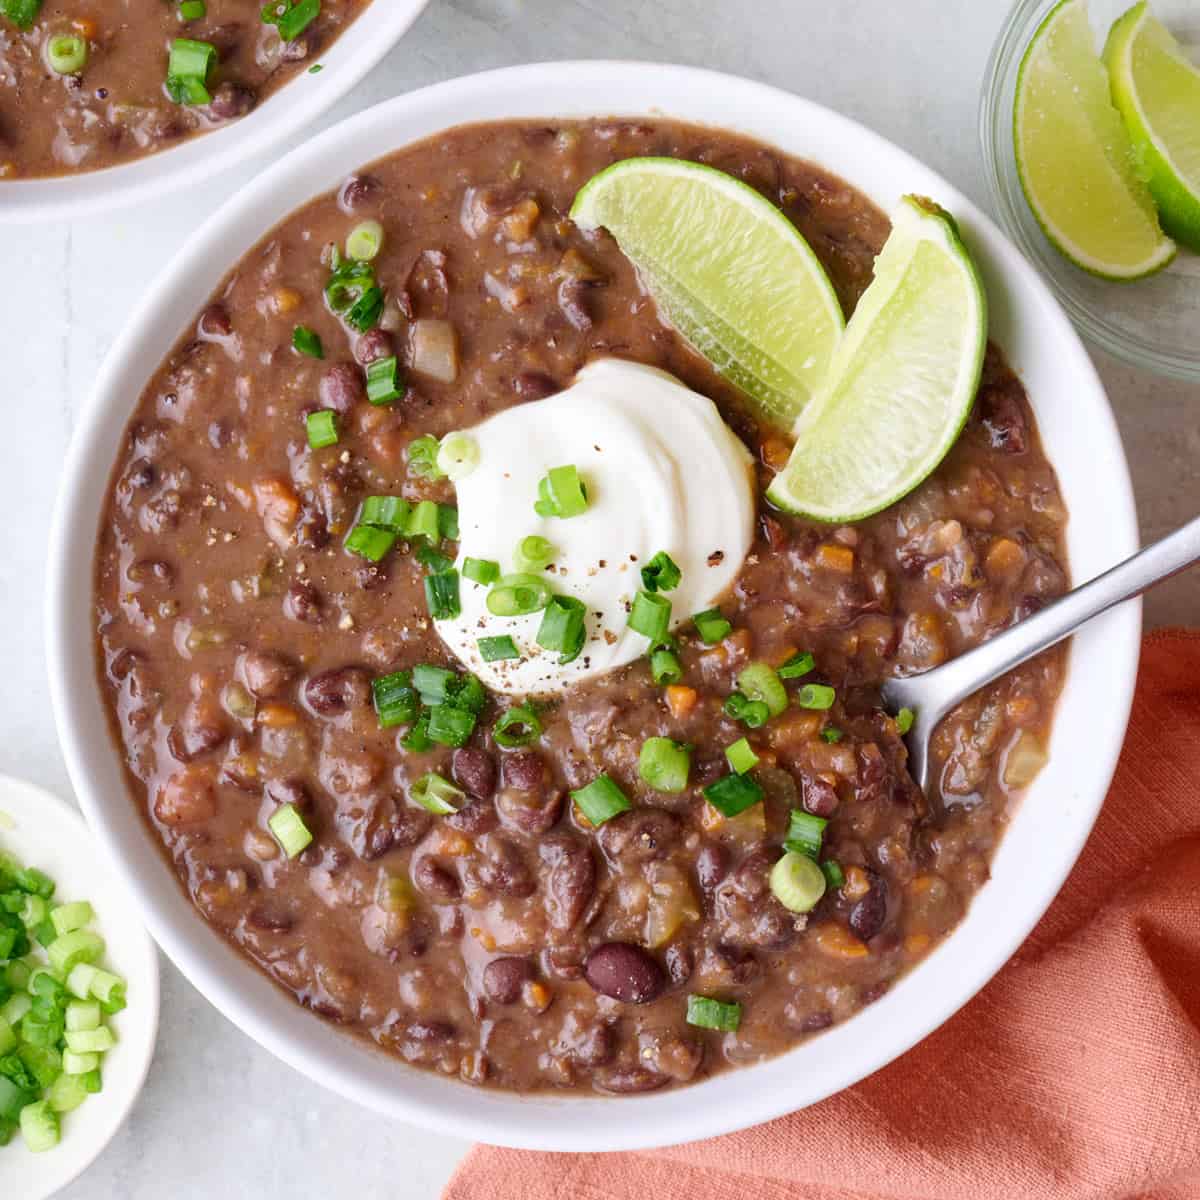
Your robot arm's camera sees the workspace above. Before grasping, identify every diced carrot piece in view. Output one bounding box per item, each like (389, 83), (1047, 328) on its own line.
(72, 16), (96, 37)
(812, 923), (870, 959)
(985, 537), (1026, 577)
(699, 803), (725, 832)
(815, 543), (855, 573)
(665, 684), (698, 719)
(256, 703), (299, 728)
(904, 933), (932, 956)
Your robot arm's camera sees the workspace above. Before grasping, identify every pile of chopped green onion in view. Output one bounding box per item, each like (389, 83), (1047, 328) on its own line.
(0, 846), (126, 1153)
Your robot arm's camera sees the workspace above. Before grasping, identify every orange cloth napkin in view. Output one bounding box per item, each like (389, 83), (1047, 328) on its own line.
(446, 630), (1200, 1200)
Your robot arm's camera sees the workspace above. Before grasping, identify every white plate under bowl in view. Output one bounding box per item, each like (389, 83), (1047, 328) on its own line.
(0, 775), (159, 1198)
(0, 0), (430, 224)
(46, 62), (1141, 1152)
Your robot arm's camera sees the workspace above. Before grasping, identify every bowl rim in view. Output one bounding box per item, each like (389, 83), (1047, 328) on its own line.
(0, 0), (430, 224)
(46, 60), (1142, 1152)
(978, 0), (1200, 382)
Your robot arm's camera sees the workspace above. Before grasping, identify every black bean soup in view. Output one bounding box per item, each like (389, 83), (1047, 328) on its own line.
(93, 119), (1069, 1094)
(0, 0), (370, 178)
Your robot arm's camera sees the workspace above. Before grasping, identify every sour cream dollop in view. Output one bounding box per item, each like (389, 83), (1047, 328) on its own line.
(436, 358), (755, 695)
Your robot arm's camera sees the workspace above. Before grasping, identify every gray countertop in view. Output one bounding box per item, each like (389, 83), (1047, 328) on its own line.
(1, 1), (1194, 1196)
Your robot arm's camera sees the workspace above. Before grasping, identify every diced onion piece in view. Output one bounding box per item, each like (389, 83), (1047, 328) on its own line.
(1003, 730), (1049, 788)
(410, 319), (459, 383)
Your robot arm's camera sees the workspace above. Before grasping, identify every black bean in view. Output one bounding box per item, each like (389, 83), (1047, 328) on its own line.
(848, 871), (889, 941)
(208, 421), (231, 449)
(198, 303), (232, 339)
(556, 278), (593, 331)
(208, 81), (256, 121)
(265, 777), (312, 813)
(318, 363), (365, 414)
(482, 957), (533, 1005)
(797, 1010), (834, 1033)
(496, 786), (564, 836)
(283, 580), (322, 624)
(500, 751), (547, 792)
(354, 328), (395, 366)
(280, 26), (320, 61)
(444, 797), (498, 836)
(126, 458), (156, 490)
(596, 810), (680, 864)
(348, 795), (432, 861)
(297, 506), (330, 551)
(338, 174), (381, 213)
(304, 666), (371, 716)
(696, 843), (727, 896)
(406, 1019), (455, 1043)
(596, 1067), (668, 1095)
(413, 857), (461, 903)
(584, 942), (665, 1004)
(512, 371), (560, 401)
(452, 747), (497, 800)
(238, 649), (295, 699)
(801, 773), (839, 818)
(246, 904), (294, 933)
(539, 835), (594, 932)
(470, 837), (535, 898)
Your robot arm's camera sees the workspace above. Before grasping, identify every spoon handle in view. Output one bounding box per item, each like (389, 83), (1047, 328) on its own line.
(885, 513), (1200, 728)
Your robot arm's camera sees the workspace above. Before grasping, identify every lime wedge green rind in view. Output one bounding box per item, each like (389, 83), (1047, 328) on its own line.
(1104, 1), (1200, 252)
(766, 196), (987, 524)
(1014, 0), (1174, 280)
(570, 157), (845, 430)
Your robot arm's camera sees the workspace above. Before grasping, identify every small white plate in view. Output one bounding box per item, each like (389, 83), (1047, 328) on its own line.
(0, 775), (158, 1199)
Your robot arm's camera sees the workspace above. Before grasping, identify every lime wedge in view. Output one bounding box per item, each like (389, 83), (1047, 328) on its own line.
(570, 157), (844, 429)
(766, 197), (986, 523)
(1014, 0), (1175, 279)
(1105, 2), (1200, 252)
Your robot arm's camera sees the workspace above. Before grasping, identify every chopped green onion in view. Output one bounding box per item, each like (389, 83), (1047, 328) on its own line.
(724, 737), (759, 775)
(165, 37), (215, 105)
(628, 590), (671, 642)
(477, 635), (520, 662)
(346, 285), (383, 333)
(87, 968), (125, 1014)
(324, 258), (374, 314)
(462, 557), (500, 585)
(62, 1049), (99, 1077)
(307, 62), (322, 73)
(437, 504), (458, 541)
(896, 707), (915, 735)
(47, 930), (104, 976)
(412, 664), (455, 705)
(406, 499), (440, 542)
(179, 0), (206, 18)
(64, 1000), (100, 1033)
(416, 544), (454, 574)
(358, 495), (409, 530)
(426, 703), (477, 748)
(514, 534), (556, 573)
(724, 692), (770, 728)
(820, 860), (845, 890)
(784, 810), (827, 859)
(409, 772), (464, 815)
(306, 409), (338, 449)
(63, 1026), (115, 1055)
(436, 432), (480, 480)
(268, 803), (312, 858)
(796, 683), (836, 711)
(779, 651), (816, 680)
(20, 1100), (58, 1153)
(821, 726), (843, 744)
(769, 851), (826, 913)
(703, 772), (764, 817)
(571, 774), (631, 826)
(693, 608), (731, 644)
(493, 704), (541, 747)
(449, 674), (485, 714)
(650, 646), (682, 686)
(638, 737), (690, 793)
(371, 671), (419, 729)
(425, 569), (460, 621)
(344, 524), (397, 562)
(486, 573), (552, 617)
(737, 662), (788, 717)
(0, 0), (43, 31)
(686, 995), (742, 1032)
(49, 902), (93, 939)
(47, 1072), (88, 1114)
(536, 595), (586, 664)
(46, 33), (87, 74)
(640, 551), (681, 593)
(406, 434), (444, 479)
(260, 0), (319, 41)
(346, 219), (384, 262)
(400, 713), (432, 752)
(535, 464), (588, 518)
(292, 325), (323, 358)
(365, 355), (403, 405)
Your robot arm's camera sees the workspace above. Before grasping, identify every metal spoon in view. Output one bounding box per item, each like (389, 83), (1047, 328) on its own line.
(880, 514), (1200, 795)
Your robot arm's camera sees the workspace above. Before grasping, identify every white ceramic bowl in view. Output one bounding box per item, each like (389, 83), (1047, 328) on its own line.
(46, 62), (1141, 1152)
(0, 0), (429, 224)
(0, 775), (159, 1198)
